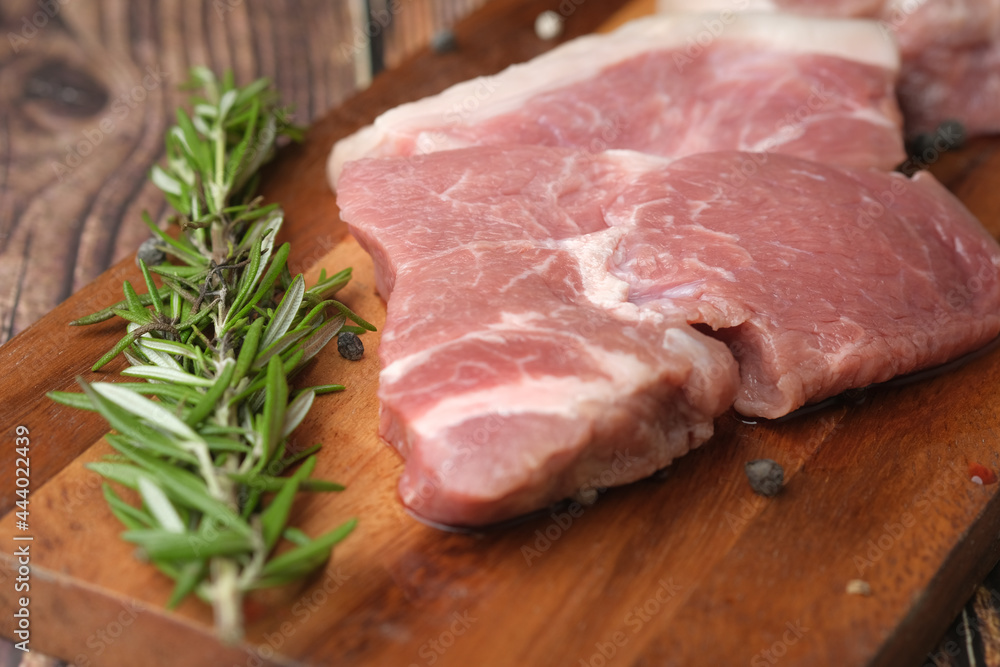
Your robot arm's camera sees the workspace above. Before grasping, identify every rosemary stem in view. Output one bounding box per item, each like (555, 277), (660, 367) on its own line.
(193, 443), (225, 502)
(211, 557), (243, 643)
(211, 221), (228, 266)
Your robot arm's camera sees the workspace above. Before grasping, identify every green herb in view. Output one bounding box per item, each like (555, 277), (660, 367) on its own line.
(48, 67), (373, 643)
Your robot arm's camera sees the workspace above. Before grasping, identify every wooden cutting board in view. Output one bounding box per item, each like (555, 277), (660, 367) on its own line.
(4, 1), (1000, 665)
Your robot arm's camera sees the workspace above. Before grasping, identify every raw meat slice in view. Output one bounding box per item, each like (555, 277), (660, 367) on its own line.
(337, 145), (1000, 524)
(328, 13), (903, 187)
(658, 0), (1000, 136)
(610, 151), (1000, 417)
(378, 244), (739, 526)
(339, 148), (740, 526)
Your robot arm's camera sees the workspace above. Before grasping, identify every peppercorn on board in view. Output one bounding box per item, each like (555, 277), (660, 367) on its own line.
(3, 1), (1000, 666)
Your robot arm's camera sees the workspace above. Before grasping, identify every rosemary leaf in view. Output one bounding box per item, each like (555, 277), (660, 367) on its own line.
(282, 527), (311, 547)
(226, 241), (290, 330)
(282, 389), (315, 439)
(167, 561), (209, 609)
(233, 317), (264, 385)
(261, 273), (305, 349)
(70, 284), (175, 326)
(185, 358), (237, 427)
(258, 356), (288, 464)
(307, 384), (347, 396)
(260, 455), (317, 551)
(123, 528), (253, 561)
(120, 366), (216, 387)
(92, 382), (201, 442)
(138, 475), (187, 534)
(139, 260), (165, 316)
(301, 314), (347, 363)
(103, 484), (155, 529)
(78, 381), (199, 465)
(255, 518), (357, 586)
(87, 462), (143, 489)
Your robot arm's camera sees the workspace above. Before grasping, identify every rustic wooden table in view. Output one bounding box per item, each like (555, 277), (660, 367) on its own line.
(1, 0), (1000, 665)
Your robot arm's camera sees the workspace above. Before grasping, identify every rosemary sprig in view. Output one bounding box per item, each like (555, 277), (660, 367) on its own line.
(48, 67), (373, 642)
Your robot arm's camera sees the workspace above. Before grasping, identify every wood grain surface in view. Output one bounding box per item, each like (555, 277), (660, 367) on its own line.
(0, 0), (490, 345)
(0, 0), (357, 342)
(3, 0), (1000, 665)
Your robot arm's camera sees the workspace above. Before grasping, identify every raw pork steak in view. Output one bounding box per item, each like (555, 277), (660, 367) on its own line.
(339, 148), (740, 526)
(328, 13), (903, 186)
(658, 0), (1000, 136)
(337, 145), (1000, 524)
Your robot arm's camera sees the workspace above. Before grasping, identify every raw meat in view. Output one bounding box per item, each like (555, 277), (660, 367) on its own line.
(658, 0), (1000, 136)
(610, 150), (1000, 417)
(337, 145), (1000, 524)
(328, 13), (904, 187)
(339, 147), (741, 526)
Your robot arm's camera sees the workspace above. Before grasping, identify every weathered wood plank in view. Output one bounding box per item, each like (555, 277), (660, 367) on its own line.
(0, 0), (359, 343)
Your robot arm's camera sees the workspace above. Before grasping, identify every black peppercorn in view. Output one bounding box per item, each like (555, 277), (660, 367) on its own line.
(745, 459), (783, 497)
(337, 331), (364, 361)
(431, 29), (457, 54)
(136, 237), (166, 267)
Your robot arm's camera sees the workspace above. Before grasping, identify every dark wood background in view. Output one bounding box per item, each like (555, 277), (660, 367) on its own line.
(0, 0), (485, 344)
(0, 0), (999, 665)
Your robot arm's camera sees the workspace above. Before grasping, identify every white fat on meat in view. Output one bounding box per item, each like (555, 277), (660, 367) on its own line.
(328, 13), (903, 188)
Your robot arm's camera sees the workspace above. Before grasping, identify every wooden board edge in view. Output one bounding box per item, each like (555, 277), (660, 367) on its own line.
(873, 491), (1000, 667)
(0, 551), (296, 667)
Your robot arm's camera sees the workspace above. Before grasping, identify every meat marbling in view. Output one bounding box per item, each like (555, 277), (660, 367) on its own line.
(337, 145), (1000, 525)
(658, 0), (1000, 137)
(328, 13), (903, 187)
(610, 151), (1000, 417)
(339, 148), (740, 526)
